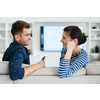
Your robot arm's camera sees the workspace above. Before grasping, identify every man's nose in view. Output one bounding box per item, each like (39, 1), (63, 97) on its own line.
(29, 35), (32, 40)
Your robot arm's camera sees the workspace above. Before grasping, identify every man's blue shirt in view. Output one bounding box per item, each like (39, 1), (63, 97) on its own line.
(2, 41), (30, 81)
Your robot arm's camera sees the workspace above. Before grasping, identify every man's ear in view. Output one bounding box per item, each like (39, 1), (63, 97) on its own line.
(15, 34), (20, 41)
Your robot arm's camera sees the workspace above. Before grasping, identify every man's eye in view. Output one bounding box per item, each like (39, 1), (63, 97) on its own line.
(30, 34), (32, 37)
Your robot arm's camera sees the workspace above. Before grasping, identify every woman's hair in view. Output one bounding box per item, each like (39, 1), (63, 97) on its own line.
(63, 26), (88, 45)
(11, 20), (30, 37)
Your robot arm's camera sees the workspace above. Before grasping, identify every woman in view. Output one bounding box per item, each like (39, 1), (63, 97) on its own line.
(58, 26), (89, 78)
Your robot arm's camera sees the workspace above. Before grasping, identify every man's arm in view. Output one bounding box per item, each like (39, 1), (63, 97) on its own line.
(24, 61), (45, 77)
(8, 51), (25, 81)
(9, 50), (45, 81)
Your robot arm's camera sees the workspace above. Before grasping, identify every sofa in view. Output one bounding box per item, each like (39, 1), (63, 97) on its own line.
(0, 53), (100, 84)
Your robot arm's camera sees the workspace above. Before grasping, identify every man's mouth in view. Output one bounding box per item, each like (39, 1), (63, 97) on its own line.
(27, 41), (30, 43)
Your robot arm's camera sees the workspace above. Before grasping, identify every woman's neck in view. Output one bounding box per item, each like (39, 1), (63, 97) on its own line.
(72, 46), (82, 55)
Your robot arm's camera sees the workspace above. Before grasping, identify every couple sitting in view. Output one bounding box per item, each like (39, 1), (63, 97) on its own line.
(2, 20), (89, 81)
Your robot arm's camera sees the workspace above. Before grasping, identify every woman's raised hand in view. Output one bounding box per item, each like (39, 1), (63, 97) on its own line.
(67, 41), (76, 51)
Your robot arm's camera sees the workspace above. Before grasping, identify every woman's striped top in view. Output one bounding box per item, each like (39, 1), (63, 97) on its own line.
(58, 48), (89, 78)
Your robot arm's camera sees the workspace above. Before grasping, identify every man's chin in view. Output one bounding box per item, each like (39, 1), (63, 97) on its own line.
(26, 44), (29, 46)
(26, 42), (30, 45)
(24, 43), (29, 46)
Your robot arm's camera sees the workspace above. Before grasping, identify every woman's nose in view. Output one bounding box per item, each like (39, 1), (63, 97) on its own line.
(60, 39), (62, 42)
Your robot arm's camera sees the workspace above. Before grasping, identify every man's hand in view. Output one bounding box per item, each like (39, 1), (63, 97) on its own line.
(37, 61), (46, 69)
(24, 61), (46, 77)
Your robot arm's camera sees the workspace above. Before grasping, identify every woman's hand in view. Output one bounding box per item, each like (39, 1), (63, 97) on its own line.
(67, 41), (76, 51)
(64, 41), (76, 59)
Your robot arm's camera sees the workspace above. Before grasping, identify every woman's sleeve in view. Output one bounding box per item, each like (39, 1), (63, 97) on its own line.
(60, 48), (67, 63)
(58, 52), (89, 78)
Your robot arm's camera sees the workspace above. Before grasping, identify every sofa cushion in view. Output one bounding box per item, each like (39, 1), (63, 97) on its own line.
(70, 67), (86, 76)
(13, 76), (91, 84)
(0, 61), (86, 76)
(85, 62), (100, 75)
(89, 53), (100, 63)
(22, 64), (86, 76)
(0, 61), (29, 75)
(0, 61), (9, 74)
(0, 75), (12, 84)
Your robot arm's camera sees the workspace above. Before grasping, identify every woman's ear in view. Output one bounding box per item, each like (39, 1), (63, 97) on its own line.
(73, 38), (78, 45)
(15, 34), (20, 41)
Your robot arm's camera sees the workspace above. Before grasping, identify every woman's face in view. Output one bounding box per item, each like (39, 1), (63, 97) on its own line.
(60, 31), (72, 48)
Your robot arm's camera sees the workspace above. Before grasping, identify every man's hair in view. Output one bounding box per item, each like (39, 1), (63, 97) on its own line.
(11, 20), (30, 37)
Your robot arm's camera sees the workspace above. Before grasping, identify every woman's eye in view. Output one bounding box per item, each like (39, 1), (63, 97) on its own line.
(62, 36), (65, 39)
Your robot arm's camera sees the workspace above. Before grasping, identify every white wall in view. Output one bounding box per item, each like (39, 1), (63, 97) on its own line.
(0, 17), (100, 67)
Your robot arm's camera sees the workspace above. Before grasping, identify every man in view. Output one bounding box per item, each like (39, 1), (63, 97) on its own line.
(2, 20), (45, 81)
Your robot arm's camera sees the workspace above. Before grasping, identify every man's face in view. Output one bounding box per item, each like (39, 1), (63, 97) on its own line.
(18, 28), (32, 46)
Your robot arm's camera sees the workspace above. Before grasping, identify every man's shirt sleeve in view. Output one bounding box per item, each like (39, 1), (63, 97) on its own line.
(9, 50), (25, 81)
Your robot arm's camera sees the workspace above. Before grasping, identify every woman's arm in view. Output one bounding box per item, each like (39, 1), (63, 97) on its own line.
(58, 41), (89, 78)
(58, 52), (89, 78)
(60, 48), (67, 63)
(63, 41), (76, 59)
